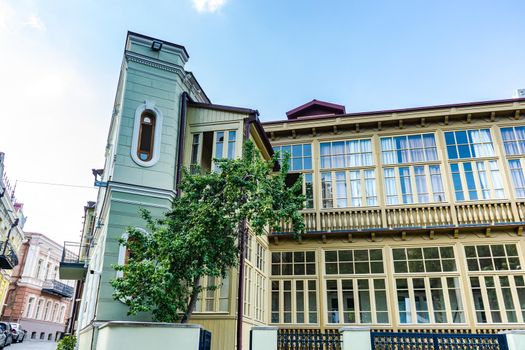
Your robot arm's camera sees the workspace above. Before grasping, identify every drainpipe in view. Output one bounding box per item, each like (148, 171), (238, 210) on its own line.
(235, 112), (257, 350)
(175, 92), (190, 196)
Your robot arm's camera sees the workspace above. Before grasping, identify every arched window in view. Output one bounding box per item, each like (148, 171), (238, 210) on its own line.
(137, 112), (156, 161)
(131, 101), (163, 167)
(51, 303), (58, 322)
(117, 229), (147, 278)
(44, 300), (51, 320)
(26, 297), (35, 318)
(35, 299), (43, 319)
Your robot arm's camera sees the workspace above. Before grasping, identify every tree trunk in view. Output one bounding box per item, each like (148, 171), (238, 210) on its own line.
(180, 276), (201, 323)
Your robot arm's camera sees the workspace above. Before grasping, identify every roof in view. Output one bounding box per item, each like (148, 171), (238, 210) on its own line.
(265, 97), (525, 125)
(286, 99), (346, 120)
(126, 31), (190, 58)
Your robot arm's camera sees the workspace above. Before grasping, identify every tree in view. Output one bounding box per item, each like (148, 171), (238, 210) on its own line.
(111, 140), (305, 324)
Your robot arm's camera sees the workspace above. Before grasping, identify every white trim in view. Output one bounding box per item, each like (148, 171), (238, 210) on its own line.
(131, 100), (163, 167)
(116, 228), (148, 278)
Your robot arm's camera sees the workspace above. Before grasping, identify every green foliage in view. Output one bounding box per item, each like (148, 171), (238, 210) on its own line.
(111, 141), (305, 323)
(56, 335), (76, 350)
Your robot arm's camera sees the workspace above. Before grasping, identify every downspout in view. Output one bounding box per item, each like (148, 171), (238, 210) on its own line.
(175, 92), (190, 196)
(236, 111), (257, 350)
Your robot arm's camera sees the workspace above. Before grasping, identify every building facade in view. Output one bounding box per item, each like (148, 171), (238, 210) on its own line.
(62, 32), (525, 350)
(0, 152), (26, 313)
(3, 232), (74, 341)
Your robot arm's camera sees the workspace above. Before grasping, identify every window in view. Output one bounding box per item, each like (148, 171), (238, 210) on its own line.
(395, 277), (465, 324)
(190, 133), (200, 168)
(321, 170), (378, 208)
(137, 112), (156, 161)
(59, 305), (65, 323)
(35, 259), (43, 279)
(213, 130), (237, 169)
(381, 134), (438, 164)
(255, 242), (266, 272)
(469, 275), (525, 323)
(392, 247), (456, 273)
(274, 144), (312, 171)
(254, 273), (266, 322)
(509, 159), (525, 198)
(501, 126), (525, 156)
(325, 249), (384, 275)
(26, 297), (35, 318)
(44, 301), (51, 320)
(271, 251), (316, 276)
(320, 139), (372, 169)
(131, 101), (163, 166)
(393, 246), (464, 325)
(194, 275), (230, 313)
(304, 173), (314, 209)
(51, 303), (58, 322)
(326, 278), (389, 324)
(464, 244), (521, 271)
(449, 161), (504, 201)
(385, 166), (445, 205)
(35, 299), (43, 319)
(444, 129), (495, 159)
(271, 279), (317, 324)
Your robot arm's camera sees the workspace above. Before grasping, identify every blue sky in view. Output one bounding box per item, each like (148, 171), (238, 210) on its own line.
(1, 0), (524, 243)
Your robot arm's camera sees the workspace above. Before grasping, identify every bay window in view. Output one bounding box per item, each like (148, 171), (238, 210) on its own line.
(501, 126), (525, 198)
(381, 133), (445, 205)
(445, 129), (505, 201)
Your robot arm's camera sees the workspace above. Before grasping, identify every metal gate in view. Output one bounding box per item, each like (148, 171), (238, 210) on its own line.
(371, 332), (508, 350)
(278, 329), (342, 349)
(199, 329), (211, 350)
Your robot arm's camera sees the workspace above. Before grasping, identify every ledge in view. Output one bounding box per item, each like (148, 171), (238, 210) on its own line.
(98, 321), (202, 330)
(252, 326), (279, 331)
(340, 326), (372, 332)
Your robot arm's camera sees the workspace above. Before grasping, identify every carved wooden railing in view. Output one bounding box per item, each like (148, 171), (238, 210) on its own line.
(319, 208), (382, 231)
(273, 201), (522, 234)
(385, 204), (453, 228)
(455, 202), (515, 225)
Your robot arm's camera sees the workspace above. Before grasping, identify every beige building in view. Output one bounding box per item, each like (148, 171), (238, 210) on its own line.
(261, 97), (525, 335)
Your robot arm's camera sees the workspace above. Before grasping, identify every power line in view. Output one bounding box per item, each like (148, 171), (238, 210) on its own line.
(16, 180), (94, 189)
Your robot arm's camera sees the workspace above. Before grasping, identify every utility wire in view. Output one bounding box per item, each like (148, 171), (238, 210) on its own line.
(15, 180), (94, 189)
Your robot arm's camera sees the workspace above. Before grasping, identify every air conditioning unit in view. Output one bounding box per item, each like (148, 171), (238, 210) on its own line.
(516, 89), (525, 98)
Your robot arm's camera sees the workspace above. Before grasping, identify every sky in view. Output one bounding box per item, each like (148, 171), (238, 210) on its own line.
(1, 0), (524, 245)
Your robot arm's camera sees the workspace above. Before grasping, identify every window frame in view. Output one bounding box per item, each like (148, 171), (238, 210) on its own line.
(131, 101), (163, 167)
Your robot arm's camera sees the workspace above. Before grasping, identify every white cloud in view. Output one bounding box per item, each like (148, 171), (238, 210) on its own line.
(193, 0), (227, 13)
(25, 13), (46, 31)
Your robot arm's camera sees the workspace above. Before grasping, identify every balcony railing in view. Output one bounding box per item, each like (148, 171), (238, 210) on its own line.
(274, 201), (524, 235)
(0, 240), (19, 269)
(42, 280), (74, 298)
(59, 242), (88, 280)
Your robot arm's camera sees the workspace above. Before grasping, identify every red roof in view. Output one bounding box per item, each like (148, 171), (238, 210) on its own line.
(286, 99), (346, 120)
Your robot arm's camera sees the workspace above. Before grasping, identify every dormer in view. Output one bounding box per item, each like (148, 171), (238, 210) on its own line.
(286, 99), (346, 120)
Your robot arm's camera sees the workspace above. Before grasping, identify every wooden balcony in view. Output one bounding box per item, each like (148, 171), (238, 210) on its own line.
(273, 201), (524, 235)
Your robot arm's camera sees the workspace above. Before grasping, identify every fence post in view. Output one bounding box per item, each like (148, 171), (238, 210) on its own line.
(250, 326), (278, 350)
(499, 330), (525, 350)
(340, 327), (372, 350)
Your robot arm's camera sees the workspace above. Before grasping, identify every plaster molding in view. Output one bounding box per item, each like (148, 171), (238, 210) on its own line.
(130, 100), (163, 167)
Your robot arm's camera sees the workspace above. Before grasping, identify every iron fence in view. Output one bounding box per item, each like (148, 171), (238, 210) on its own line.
(371, 331), (508, 350)
(278, 329), (341, 350)
(199, 329), (211, 350)
(42, 280), (75, 298)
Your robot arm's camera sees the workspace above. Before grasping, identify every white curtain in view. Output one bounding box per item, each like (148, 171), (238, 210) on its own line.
(361, 140), (373, 166)
(414, 166), (428, 203)
(347, 140), (360, 167)
(409, 135), (425, 162)
(349, 171), (361, 207)
(489, 160), (505, 199)
(365, 169), (377, 206)
(332, 141), (345, 168)
(501, 127), (519, 155)
(336, 172), (348, 208)
(396, 137), (409, 163)
(469, 129), (494, 158)
(423, 133), (438, 161)
(381, 138), (395, 164)
(320, 143), (331, 169)
(384, 168), (398, 204)
(509, 160), (525, 197)
(429, 165), (445, 202)
(476, 162), (490, 199)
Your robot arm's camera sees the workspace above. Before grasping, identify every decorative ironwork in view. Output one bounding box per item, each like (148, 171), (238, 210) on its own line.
(371, 331), (508, 350)
(278, 329), (342, 350)
(199, 329), (211, 350)
(0, 240), (18, 269)
(42, 280), (75, 298)
(61, 241), (87, 264)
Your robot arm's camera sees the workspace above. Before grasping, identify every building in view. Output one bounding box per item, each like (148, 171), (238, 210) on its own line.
(0, 152), (25, 312)
(61, 32), (525, 350)
(3, 232), (75, 341)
